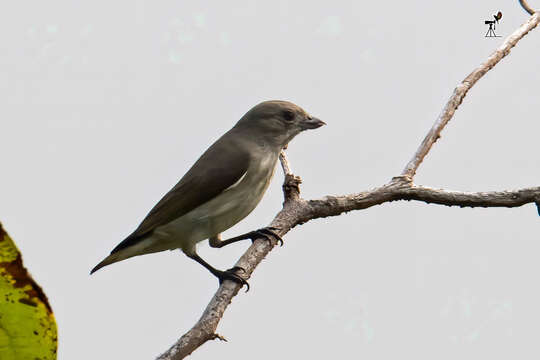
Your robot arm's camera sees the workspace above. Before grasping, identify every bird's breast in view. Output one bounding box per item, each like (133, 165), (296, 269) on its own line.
(150, 152), (278, 252)
(187, 152), (277, 233)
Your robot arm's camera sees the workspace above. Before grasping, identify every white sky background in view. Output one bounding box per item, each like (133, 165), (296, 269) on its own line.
(1, 1), (539, 359)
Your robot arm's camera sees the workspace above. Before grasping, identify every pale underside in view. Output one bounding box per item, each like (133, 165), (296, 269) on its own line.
(118, 151), (278, 260)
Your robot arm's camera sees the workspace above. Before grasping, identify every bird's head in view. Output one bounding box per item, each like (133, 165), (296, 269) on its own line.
(235, 100), (325, 148)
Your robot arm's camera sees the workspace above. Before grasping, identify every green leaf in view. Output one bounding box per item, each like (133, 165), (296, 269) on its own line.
(0, 223), (57, 359)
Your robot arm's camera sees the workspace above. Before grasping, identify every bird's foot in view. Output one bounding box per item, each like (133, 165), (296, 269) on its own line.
(249, 226), (284, 246)
(213, 266), (250, 292)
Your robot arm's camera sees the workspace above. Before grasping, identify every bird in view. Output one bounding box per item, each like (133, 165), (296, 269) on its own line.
(91, 100), (325, 289)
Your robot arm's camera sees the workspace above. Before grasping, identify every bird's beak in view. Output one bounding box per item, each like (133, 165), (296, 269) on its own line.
(300, 116), (326, 130)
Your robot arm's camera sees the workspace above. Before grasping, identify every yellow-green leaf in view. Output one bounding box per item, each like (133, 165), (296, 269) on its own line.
(0, 222), (57, 359)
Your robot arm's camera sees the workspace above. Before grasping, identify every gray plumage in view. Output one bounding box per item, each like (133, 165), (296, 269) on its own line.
(91, 100), (324, 278)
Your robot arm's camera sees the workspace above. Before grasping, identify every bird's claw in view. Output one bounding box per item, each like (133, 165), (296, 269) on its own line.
(216, 267), (250, 292)
(250, 226), (284, 246)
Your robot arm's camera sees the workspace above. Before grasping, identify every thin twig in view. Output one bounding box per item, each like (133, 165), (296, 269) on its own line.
(279, 150), (292, 175)
(520, 0), (536, 15)
(401, 12), (540, 179)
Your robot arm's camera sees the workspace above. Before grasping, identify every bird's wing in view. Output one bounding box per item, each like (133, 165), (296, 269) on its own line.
(111, 133), (250, 253)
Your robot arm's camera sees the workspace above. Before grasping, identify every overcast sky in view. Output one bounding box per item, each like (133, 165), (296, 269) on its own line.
(1, 1), (539, 359)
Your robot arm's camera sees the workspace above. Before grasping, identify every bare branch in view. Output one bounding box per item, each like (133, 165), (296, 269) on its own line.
(279, 150), (292, 175)
(158, 180), (540, 359)
(304, 183), (540, 221)
(401, 12), (540, 179)
(156, 10), (540, 360)
(400, 185), (540, 208)
(520, 0), (537, 15)
(156, 210), (291, 360)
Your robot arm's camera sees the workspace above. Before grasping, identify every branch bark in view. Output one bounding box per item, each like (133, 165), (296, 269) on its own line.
(520, 0), (537, 15)
(156, 10), (540, 360)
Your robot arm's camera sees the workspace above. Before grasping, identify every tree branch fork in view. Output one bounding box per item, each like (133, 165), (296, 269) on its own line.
(159, 154), (540, 359)
(157, 6), (540, 360)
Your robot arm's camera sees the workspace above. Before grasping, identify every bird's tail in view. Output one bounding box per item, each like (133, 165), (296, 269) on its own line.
(90, 236), (158, 274)
(90, 252), (123, 274)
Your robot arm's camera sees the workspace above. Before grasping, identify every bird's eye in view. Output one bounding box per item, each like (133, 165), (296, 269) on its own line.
(283, 110), (295, 122)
